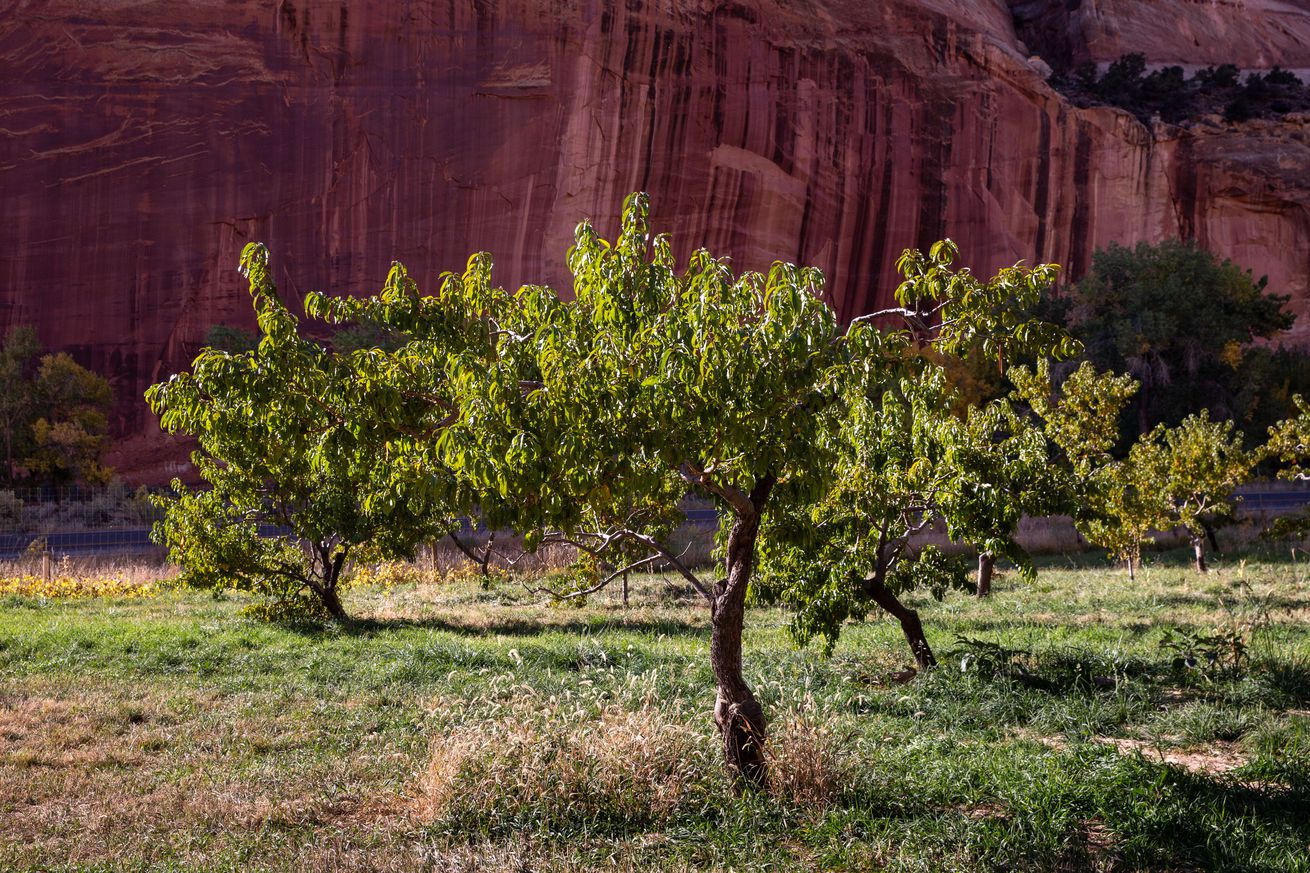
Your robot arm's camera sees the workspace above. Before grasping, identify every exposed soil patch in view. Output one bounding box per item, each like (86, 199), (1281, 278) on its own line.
(1097, 736), (1247, 775)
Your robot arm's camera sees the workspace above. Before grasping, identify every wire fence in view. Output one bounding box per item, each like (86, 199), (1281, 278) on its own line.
(0, 484), (165, 560)
(0, 483), (1306, 563)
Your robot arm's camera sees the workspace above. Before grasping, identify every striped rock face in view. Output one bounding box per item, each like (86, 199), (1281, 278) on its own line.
(2, 0), (1309, 480)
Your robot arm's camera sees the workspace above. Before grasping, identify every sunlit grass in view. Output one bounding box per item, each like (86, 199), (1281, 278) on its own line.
(1, 549), (1308, 870)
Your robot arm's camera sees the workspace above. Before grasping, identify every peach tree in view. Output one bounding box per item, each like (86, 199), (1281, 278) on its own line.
(421, 193), (860, 790)
(754, 242), (1081, 669)
(147, 244), (464, 620)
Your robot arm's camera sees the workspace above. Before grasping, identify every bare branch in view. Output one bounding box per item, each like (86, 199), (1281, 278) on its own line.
(447, 530), (483, 563)
(522, 552), (664, 601)
(624, 530), (713, 601)
(534, 523), (713, 603)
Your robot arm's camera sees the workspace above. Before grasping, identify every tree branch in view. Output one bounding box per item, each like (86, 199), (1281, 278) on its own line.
(522, 551), (664, 601)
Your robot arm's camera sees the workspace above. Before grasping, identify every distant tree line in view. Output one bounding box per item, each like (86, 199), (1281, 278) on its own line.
(1050, 54), (1310, 124)
(1044, 239), (1310, 447)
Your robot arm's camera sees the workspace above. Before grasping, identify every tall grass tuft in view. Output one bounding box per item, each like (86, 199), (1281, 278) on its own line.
(417, 703), (718, 830)
(417, 696), (855, 832)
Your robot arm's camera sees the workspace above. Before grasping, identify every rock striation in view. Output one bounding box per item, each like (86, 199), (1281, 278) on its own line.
(2, 0), (1309, 469)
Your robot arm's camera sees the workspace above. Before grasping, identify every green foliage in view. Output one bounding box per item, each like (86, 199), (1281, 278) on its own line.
(151, 485), (339, 620)
(148, 244), (460, 620)
(1266, 395), (1310, 481)
(1077, 439), (1172, 573)
(1263, 395), (1310, 538)
(1152, 412), (1253, 540)
(329, 321), (406, 354)
(203, 323), (259, 354)
(1066, 410), (1253, 573)
(756, 242), (1079, 653)
(1010, 359), (1139, 477)
(0, 326), (114, 487)
(1059, 239), (1301, 442)
(948, 635), (1032, 680)
(1159, 626), (1248, 678)
(435, 192), (855, 553)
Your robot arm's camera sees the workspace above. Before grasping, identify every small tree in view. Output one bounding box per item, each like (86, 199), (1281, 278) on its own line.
(1152, 413), (1253, 572)
(148, 244), (456, 620)
(1261, 395), (1310, 539)
(422, 194), (858, 789)
(0, 328), (114, 488)
(1011, 360), (1156, 578)
(1072, 412), (1251, 577)
(1079, 443), (1171, 581)
(25, 353), (115, 488)
(755, 242), (1079, 668)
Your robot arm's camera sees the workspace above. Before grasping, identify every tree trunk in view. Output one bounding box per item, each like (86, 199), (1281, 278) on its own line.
(1126, 556), (1136, 582)
(862, 573), (937, 670)
(1202, 520), (1220, 553)
(710, 477), (773, 793)
(318, 584), (348, 620)
(317, 550), (349, 620)
(1192, 534), (1208, 574)
(976, 552), (995, 598)
(480, 530), (497, 578)
(622, 569), (629, 608)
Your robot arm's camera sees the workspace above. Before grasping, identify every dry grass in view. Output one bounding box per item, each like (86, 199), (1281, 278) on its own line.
(764, 698), (852, 808)
(0, 554), (175, 599)
(417, 700), (715, 826)
(0, 681), (406, 869)
(416, 692), (852, 828)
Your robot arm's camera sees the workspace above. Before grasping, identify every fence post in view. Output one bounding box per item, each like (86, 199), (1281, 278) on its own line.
(42, 548), (52, 584)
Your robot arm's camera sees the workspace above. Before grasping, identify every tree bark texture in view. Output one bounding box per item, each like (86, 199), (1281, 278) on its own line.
(1192, 534), (1208, 573)
(315, 547), (349, 620)
(862, 574), (937, 670)
(318, 584), (347, 620)
(976, 552), (995, 598)
(710, 476), (773, 792)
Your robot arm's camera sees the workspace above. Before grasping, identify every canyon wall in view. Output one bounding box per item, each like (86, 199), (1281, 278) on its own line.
(1009, 0), (1310, 70)
(2, 0), (1308, 467)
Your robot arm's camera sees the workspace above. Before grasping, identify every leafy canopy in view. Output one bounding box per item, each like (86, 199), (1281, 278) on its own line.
(755, 241), (1080, 653)
(148, 244), (460, 619)
(1059, 239), (1300, 440)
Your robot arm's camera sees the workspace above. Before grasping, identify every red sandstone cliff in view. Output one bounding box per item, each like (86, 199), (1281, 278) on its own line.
(2, 0), (1309, 478)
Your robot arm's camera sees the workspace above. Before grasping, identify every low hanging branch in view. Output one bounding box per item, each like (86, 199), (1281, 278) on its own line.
(526, 527), (712, 603)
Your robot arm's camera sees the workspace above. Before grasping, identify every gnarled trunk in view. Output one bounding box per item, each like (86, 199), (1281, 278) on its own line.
(976, 552), (995, 598)
(862, 573), (937, 671)
(1191, 534), (1208, 573)
(315, 547), (349, 620)
(318, 583), (347, 620)
(710, 477), (773, 792)
(449, 529), (496, 581)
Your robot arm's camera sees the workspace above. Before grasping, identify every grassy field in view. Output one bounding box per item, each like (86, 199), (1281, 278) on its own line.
(2, 551), (1309, 872)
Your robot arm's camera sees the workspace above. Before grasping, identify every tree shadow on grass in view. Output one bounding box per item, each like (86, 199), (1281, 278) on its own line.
(829, 746), (1310, 872)
(282, 613), (712, 642)
(1086, 752), (1310, 872)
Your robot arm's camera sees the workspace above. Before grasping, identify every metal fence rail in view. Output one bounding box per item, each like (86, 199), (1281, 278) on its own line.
(0, 489), (1303, 561)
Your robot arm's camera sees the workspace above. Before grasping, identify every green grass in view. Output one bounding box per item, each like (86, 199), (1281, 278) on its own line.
(2, 550), (1309, 871)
